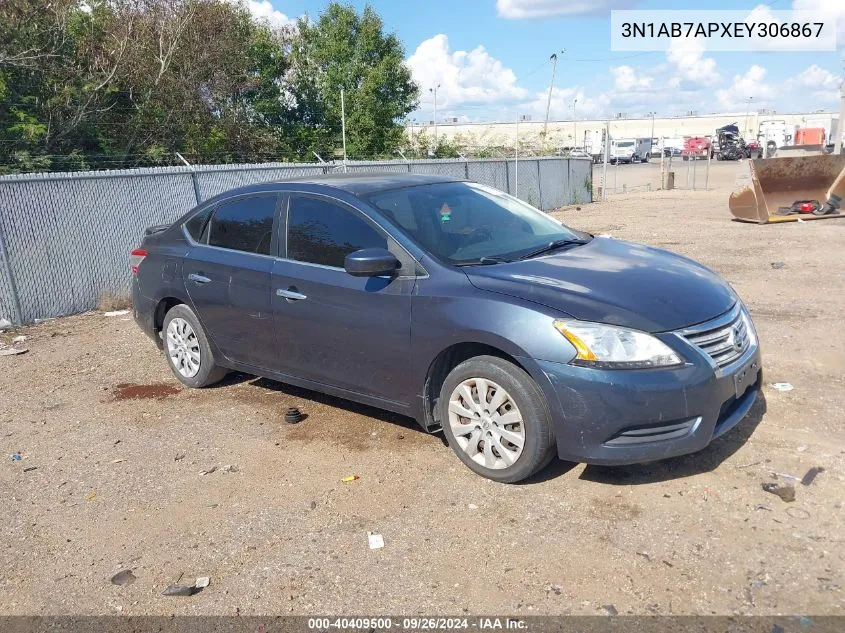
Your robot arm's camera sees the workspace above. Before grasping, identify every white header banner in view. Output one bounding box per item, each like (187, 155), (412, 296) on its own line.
(610, 10), (838, 52)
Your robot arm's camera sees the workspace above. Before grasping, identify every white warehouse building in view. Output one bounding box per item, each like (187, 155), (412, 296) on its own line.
(407, 110), (841, 150)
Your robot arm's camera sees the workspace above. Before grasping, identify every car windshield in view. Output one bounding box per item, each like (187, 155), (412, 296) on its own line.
(616, 142), (634, 148)
(364, 182), (587, 265)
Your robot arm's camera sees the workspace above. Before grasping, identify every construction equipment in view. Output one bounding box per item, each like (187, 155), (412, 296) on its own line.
(729, 153), (845, 223)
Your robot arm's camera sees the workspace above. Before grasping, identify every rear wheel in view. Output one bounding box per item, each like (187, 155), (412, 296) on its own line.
(162, 304), (227, 388)
(439, 356), (555, 483)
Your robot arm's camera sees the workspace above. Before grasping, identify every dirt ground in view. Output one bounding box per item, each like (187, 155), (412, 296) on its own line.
(2, 165), (844, 616)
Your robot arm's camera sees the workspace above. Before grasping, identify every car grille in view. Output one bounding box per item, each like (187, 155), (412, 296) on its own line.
(681, 305), (752, 369)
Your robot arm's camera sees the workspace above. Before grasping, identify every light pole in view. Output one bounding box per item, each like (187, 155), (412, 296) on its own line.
(543, 49), (565, 138)
(571, 98), (578, 149)
(744, 97), (754, 139)
(430, 84), (441, 149)
(648, 111), (656, 158)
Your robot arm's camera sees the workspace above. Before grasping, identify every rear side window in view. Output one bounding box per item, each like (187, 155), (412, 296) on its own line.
(287, 197), (386, 268)
(208, 195), (276, 255)
(185, 208), (211, 242)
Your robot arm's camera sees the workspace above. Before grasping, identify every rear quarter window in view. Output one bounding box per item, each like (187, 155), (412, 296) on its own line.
(185, 208), (211, 242)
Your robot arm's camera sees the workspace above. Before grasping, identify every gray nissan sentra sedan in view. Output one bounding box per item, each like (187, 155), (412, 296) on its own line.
(131, 174), (762, 482)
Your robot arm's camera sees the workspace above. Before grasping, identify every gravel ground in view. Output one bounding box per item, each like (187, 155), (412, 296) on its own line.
(1, 171), (844, 616)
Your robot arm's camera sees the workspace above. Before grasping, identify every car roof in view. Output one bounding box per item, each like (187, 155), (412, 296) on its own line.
(274, 172), (463, 196)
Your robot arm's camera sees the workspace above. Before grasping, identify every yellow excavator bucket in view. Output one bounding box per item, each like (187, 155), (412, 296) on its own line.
(729, 154), (845, 224)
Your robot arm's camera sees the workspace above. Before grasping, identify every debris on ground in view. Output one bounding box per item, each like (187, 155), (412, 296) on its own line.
(762, 482), (796, 502)
(110, 569), (137, 586)
(11, 452), (22, 461)
(194, 576), (210, 589)
(468, 503), (478, 510)
(199, 466), (217, 476)
(85, 491), (97, 501)
(770, 262), (785, 269)
(284, 407), (303, 424)
(174, 452), (185, 461)
(111, 458), (125, 464)
(770, 471), (801, 483)
(797, 445), (808, 452)
(396, 433), (405, 440)
(102, 310), (130, 317)
(0, 347), (28, 356)
(23, 466), (37, 472)
(601, 604), (618, 616)
(341, 474), (359, 483)
(11, 335), (26, 343)
(162, 584), (198, 597)
(769, 382), (794, 392)
(305, 500), (317, 510)
(786, 507), (811, 519)
(221, 464), (238, 473)
(367, 532), (385, 550)
(801, 467), (824, 486)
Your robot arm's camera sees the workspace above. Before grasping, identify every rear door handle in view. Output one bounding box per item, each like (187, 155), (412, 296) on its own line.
(188, 273), (211, 284)
(276, 288), (307, 301)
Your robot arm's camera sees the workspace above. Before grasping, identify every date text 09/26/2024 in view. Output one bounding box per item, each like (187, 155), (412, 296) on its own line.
(307, 618), (527, 630)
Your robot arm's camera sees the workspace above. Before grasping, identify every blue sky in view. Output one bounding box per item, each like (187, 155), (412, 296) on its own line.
(250, 0), (844, 122)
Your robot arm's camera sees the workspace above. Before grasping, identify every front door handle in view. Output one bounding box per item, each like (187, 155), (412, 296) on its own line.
(188, 273), (211, 284)
(276, 288), (307, 301)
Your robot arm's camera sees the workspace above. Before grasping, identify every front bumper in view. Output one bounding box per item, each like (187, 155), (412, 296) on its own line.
(531, 340), (762, 465)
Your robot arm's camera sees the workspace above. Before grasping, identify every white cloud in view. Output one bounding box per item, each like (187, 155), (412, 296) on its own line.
(238, 0), (293, 28)
(716, 65), (771, 110)
(610, 65), (653, 92)
(407, 35), (529, 109)
(497, 0), (636, 19)
(666, 38), (719, 88)
(522, 86), (610, 120)
(793, 0), (845, 40)
(792, 64), (841, 89)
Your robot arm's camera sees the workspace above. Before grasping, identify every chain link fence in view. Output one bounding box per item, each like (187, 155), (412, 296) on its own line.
(595, 154), (717, 197)
(0, 157), (591, 325)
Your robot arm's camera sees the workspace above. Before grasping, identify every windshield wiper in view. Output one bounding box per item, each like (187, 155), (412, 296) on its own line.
(454, 256), (513, 267)
(517, 238), (589, 261)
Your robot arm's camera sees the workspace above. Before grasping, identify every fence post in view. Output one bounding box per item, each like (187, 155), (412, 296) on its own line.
(505, 160), (512, 196)
(465, 160), (469, 180)
(0, 215), (23, 326)
(190, 170), (202, 204)
(536, 159), (543, 210)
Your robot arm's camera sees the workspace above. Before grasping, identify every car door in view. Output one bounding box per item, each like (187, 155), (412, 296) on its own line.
(271, 193), (414, 405)
(183, 193), (280, 369)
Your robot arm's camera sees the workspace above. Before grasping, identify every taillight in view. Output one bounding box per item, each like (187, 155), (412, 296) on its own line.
(130, 249), (147, 275)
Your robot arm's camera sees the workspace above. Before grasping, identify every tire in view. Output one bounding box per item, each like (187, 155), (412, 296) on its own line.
(439, 355), (555, 483)
(162, 304), (228, 388)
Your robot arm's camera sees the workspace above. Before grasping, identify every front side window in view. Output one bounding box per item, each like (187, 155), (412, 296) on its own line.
(287, 197), (387, 268)
(185, 207), (211, 241)
(365, 182), (585, 265)
(207, 195), (276, 255)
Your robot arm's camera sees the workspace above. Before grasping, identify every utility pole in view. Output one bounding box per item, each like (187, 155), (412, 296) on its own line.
(572, 99), (578, 149)
(836, 81), (845, 155)
(602, 120), (609, 201)
(514, 113), (519, 197)
(543, 50), (564, 138)
(648, 111), (656, 159)
(340, 88), (348, 172)
(430, 84), (441, 149)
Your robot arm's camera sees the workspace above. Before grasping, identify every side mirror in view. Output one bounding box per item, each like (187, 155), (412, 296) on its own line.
(344, 248), (400, 277)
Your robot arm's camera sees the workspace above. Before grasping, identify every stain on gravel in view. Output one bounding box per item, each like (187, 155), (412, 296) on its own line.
(113, 382), (180, 400)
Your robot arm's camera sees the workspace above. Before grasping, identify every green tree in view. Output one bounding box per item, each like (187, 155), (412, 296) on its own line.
(290, 3), (418, 160)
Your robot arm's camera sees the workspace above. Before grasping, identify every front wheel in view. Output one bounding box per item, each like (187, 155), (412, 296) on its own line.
(162, 304), (228, 388)
(439, 356), (555, 483)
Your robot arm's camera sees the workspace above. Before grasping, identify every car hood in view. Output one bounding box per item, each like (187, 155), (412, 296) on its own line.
(464, 237), (736, 332)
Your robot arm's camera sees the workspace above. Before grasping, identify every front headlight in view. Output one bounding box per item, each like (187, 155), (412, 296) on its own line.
(553, 319), (683, 369)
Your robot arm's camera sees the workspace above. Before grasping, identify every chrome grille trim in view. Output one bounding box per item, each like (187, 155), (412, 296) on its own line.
(678, 303), (754, 369)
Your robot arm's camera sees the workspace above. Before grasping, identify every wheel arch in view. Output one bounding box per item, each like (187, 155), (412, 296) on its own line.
(421, 341), (536, 432)
(153, 297), (186, 347)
